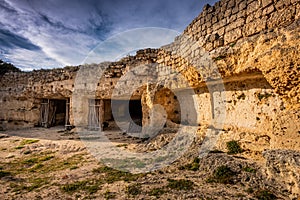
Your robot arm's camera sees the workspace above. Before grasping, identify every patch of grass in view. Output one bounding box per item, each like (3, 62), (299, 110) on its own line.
(207, 165), (236, 184)
(257, 93), (272, 101)
(70, 166), (78, 170)
(213, 55), (226, 61)
(229, 42), (236, 47)
(61, 180), (99, 194)
(226, 140), (243, 154)
(0, 170), (11, 178)
(126, 184), (141, 196)
(104, 190), (116, 199)
(20, 139), (39, 145)
(209, 150), (224, 154)
(245, 187), (254, 193)
(29, 163), (44, 172)
(2, 153), (85, 175)
(237, 93), (246, 100)
(155, 156), (168, 163)
(243, 166), (256, 173)
(23, 150), (32, 155)
(167, 179), (194, 190)
(254, 189), (276, 200)
(22, 158), (39, 166)
(26, 178), (49, 191)
(116, 144), (128, 148)
(11, 177), (49, 192)
(15, 139), (39, 150)
(39, 155), (54, 161)
(101, 158), (146, 169)
(178, 157), (200, 171)
(92, 166), (143, 183)
(148, 188), (166, 197)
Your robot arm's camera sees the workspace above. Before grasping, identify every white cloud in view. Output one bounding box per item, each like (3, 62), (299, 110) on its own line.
(2, 47), (63, 71)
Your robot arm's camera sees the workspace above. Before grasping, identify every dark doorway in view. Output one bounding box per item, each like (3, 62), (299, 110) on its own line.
(110, 99), (142, 122)
(88, 99), (143, 131)
(40, 99), (68, 128)
(129, 100), (143, 121)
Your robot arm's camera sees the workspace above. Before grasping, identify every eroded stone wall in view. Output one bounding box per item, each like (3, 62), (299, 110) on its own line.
(0, 0), (299, 155)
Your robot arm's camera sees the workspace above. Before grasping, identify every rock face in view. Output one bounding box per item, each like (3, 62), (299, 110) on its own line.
(0, 0), (299, 148)
(263, 150), (300, 199)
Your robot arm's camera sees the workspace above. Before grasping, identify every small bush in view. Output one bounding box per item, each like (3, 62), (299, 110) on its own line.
(104, 190), (116, 199)
(116, 144), (128, 148)
(226, 140), (243, 154)
(92, 166), (142, 183)
(61, 180), (99, 194)
(0, 170), (11, 178)
(29, 163), (44, 172)
(40, 155), (54, 161)
(167, 179), (194, 190)
(243, 166), (256, 173)
(245, 187), (254, 193)
(257, 93), (272, 101)
(126, 184), (141, 196)
(0, 60), (21, 75)
(213, 55), (226, 61)
(22, 158), (39, 166)
(254, 190), (276, 200)
(20, 139), (39, 145)
(148, 188), (166, 197)
(178, 157), (200, 171)
(229, 42), (236, 47)
(207, 165), (235, 184)
(70, 166), (78, 170)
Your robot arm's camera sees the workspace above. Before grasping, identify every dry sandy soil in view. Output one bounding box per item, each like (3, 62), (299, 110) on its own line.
(0, 127), (296, 199)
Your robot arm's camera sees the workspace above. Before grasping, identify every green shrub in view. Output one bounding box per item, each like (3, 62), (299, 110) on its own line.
(148, 188), (166, 197)
(0, 60), (21, 75)
(104, 190), (116, 199)
(92, 166), (142, 183)
(0, 170), (11, 178)
(242, 166), (256, 173)
(207, 165), (235, 184)
(213, 55), (226, 61)
(178, 157), (200, 171)
(255, 190), (276, 200)
(167, 179), (194, 190)
(20, 139), (39, 145)
(226, 140), (243, 154)
(257, 93), (272, 101)
(126, 184), (141, 196)
(61, 180), (99, 194)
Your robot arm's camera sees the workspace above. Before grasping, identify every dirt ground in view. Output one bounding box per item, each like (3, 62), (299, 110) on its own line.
(0, 127), (294, 199)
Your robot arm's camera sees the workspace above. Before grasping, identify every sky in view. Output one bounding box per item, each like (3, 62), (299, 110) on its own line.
(0, 0), (217, 71)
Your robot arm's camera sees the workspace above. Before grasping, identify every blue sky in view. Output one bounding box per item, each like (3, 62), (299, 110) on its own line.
(0, 0), (217, 70)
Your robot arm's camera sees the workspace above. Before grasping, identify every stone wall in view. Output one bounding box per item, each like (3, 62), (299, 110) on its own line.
(155, 0), (300, 108)
(184, 0), (299, 48)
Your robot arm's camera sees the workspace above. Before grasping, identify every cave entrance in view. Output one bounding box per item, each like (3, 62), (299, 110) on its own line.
(40, 98), (70, 128)
(88, 99), (143, 131)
